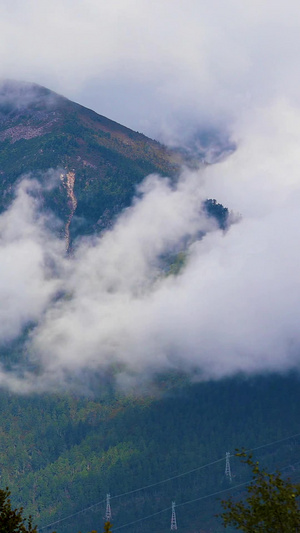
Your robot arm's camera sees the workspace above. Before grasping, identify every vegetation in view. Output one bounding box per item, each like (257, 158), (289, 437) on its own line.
(0, 375), (298, 532)
(0, 487), (37, 533)
(0, 487), (113, 533)
(204, 198), (229, 229)
(221, 451), (300, 532)
(0, 86), (181, 241)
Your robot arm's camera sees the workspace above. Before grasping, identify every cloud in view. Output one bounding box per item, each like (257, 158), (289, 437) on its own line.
(0, 175), (65, 344)
(2, 99), (300, 392)
(0, 79), (58, 113)
(26, 170), (216, 386)
(1, 0), (300, 141)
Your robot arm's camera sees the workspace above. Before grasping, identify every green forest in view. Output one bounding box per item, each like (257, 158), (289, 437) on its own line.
(1, 373), (300, 533)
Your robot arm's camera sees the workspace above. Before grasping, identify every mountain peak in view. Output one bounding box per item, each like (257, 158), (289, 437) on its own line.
(0, 80), (184, 245)
(0, 79), (61, 114)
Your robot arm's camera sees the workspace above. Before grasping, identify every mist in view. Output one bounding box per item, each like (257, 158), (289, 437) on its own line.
(0, 98), (300, 392)
(1, 1), (300, 142)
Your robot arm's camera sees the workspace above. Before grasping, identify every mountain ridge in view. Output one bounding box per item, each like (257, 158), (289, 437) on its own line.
(0, 80), (191, 248)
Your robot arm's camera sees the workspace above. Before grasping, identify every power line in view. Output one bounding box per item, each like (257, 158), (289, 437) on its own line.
(38, 430), (300, 531)
(225, 452), (232, 482)
(114, 457), (300, 532)
(114, 505), (171, 531)
(39, 430), (300, 530)
(112, 430), (300, 502)
(251, 431), (300, 453)
(114, 480), (251, 531)
(111, 457), (225, 500)
(38, 498), (106, 531)
(104, 493), (112, 522)
(170, 501), (178, 530)
(38, 457), (224, 531)
(177, 481), (249, 509)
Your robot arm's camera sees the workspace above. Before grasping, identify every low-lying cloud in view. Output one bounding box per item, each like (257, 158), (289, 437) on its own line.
(1, 99), (300, 392)
(0, 177), (64, 344)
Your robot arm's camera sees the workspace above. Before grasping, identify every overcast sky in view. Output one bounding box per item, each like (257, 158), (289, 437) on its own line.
(1, 0), (300, 141)
(2, 1), (300, 391)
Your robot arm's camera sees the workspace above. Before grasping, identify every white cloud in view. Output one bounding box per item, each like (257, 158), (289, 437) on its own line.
(2, 99), (300, 391)
(0, 176), (65, 343)
(1, 0), (300, 139)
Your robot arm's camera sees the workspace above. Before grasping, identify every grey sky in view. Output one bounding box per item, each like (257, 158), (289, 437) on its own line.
(1, 0), (300, 141)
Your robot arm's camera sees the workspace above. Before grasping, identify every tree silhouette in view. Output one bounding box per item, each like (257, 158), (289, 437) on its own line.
(0, 487), (37, 533)
(220, 451), (300, 532)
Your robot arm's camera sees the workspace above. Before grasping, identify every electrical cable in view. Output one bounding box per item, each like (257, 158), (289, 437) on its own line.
(110, 457), (225, 500)
(114, 456), (300, 531)
(38, 429), (300, 531)
(114, 481), (250, 531)
(39, 498), (106, 530)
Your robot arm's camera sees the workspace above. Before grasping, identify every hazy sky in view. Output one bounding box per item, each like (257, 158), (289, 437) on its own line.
(2, 1), (300, 391)
(1, 0), (300, 141)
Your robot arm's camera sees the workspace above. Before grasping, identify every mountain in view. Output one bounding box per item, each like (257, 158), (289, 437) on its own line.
(0, 81), (299, 533)
(0, 80), (188, 247)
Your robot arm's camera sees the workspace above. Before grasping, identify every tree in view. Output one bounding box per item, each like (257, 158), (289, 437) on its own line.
(0, 487), (38, 533)
(220, 451), (300, 532)
(0, 485), (112, 533)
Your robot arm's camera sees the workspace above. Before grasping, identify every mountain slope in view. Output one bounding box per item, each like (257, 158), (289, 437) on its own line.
(2, 374), (300, 533)
(0, 80), (186, 246)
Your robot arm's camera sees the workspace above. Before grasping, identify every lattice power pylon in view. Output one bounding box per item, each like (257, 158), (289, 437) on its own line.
(225, 452), (232, 482)
(104, 493), (112, 522)
(170, 501), (178, 530)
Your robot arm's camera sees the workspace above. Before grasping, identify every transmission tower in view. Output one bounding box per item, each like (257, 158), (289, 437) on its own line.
(104, 493), (112, 521)
(225, 451), (232, 482)
(170, 501), (177, 530)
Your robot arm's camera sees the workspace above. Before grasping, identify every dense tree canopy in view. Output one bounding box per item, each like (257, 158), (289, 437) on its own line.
(1, 376), (300, 532)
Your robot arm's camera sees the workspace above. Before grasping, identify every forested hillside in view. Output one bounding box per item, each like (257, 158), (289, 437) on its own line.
(1, 374), (300, 533)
